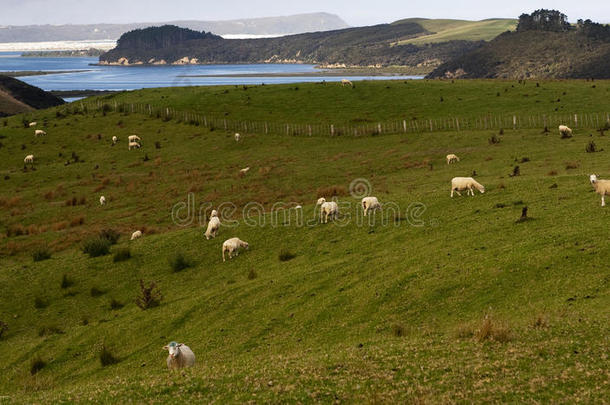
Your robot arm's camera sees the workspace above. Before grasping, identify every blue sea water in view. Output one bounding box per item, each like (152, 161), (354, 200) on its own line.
(0, 52), (423, 95)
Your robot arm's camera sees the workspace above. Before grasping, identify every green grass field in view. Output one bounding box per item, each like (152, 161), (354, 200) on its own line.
(0, 80), (609, 403)
(395, 18), (517, 45)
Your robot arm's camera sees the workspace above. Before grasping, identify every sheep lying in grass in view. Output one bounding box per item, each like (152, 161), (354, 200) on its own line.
(362, 196), (381, 216)
(112, 136), (118, 145)
(559, 125), (572, 137)
(99, 196), (106, 206)
(128, 135), (141, 143)
(34, 130), (46, 137)
(316, 197), (339, 223)
(222, 237), (249, 262)
(589, 174), (610, 207)
(446, 154), (460, 164)
(29, 122), (37, 127)
(341, 79), (354, 87)
(163, 341), (195, 370)
(451, 177), (485, 197)
(234, 133), (241, 142)
(131, 230), (142, 240)
(205, 210), (220, 240)
(24, 154), (34, 165)
(128, 142), (141, 150)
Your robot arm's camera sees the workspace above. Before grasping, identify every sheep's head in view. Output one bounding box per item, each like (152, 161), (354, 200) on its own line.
(163, 341), (182, 359)
(590, 174), (598, 184)
(316, 197), (326, 205)
(210, 209), (218, 218)
(241, 241), (249, 250)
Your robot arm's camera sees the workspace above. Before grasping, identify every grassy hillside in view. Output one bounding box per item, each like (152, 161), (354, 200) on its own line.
(0, 80), (609, 403)
(394, 18), (517, 44)
(0, 75), (65, 117)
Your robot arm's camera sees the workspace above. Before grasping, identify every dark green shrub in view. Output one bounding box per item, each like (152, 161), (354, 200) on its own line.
(99, 229), (120, 245)
(247, 269), (258, 280)
(32, 247), (51, 262)
(109, 299), (124, 310)
(90, 287), (105, 297)
(82, 236), (111, 257)
(34, 296), (48, 309)
(30, 357), (46, 375)
(99, 344), (119, 366)
(169, 252), (191, 272)
(586, 141), (597, 153)
(60, 274), (74, 289)
(38, 325), (63, 337)
(113, 248), (131, 262)
(278, 249), (296, 262)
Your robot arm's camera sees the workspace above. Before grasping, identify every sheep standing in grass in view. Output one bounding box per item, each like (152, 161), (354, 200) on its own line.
(205, 210), (221, 240)
(29, 122), (37, 127)
(24, 155), (34, 165)
(99, 196), (106, 206)
(222, 237), (249, 262)
(163, 341), (195, 370)
(112, 136), (118, 145)
(589, 174), (610, 207)
(234, 133), (241, 142)
(362, 196), (381, 216)
(341, 79), (354, 87)
(451, 177), (485, 197)
(316, 197), (339, 223)
(559, 125), (572, 137)
(128, 135), (141, 143)
(34, 130), (46, 137)
(128, 142), (141, 150)
(446, 154), (460, 164)
(239, 167), (250, 177)
(131, 230), (142, 240)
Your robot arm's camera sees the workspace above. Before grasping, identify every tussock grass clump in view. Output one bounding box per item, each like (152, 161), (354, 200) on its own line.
(392, 324), (406, 337)
(135, 280), (162, 310)
(30, 357), (46, 375)
(82, 236), (111, 257)
(488, 134), (501, 145)
(169, 252), (191, 272)
(32, 247), (51, 262)
(38, 325), (63, 337)
(90, 287), (105, 297)
(60, 274), (74, 289)
(532, 314), (549, 329)
(474, 316), (512, 343)
(316, 185), (348, 198)
(279, 249), (296, 262)
(113, 248), (131, 262)
(34, 296), (48, 309)
(109, 299), (124, 310)
(99, 229), (120, 245)
(0, 320), (7, 339)
(247, 269), (258, 280)
(565, 161), (579, 170)
(99, 344), (119, 367)
(585, 141), (598, 153)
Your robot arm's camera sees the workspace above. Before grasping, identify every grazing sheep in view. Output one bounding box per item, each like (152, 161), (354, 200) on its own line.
(589, 174), (610, 207)
(361, 196), (381, 216)
(99, 196), (106, 206)
(222, 237), (249, 262)
(234, 133), (241, 142)
(29, 122), (37, 127)
(163, 341), (195, 370)
(128, 141), (141, 150)
(34, 130), (46, 137)
(130, 230), (142, 240)
(446, 154), (460, 164)
(24, 154), (34, 165)
(112, 136), (118, 145)
(559, 125), (572, 137)
(341, 79), (354, 87)
(205, 210), (221, 240)
(128, 135), (141, 143)
(316, 197), (339, 223)
(239, 167), (250, 177)
(451, 177), (485, 197)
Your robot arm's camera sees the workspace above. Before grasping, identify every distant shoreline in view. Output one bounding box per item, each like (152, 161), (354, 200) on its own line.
(2, 70), (91, 77)
(179, 67), (428, 78)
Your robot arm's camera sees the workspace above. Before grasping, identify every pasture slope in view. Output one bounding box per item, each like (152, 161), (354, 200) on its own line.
(394, 18), (517, 45)
(0, 80), (609, 403)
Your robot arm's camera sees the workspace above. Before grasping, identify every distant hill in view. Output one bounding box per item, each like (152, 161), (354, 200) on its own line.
(394, 18), (517, 44)
(427, 14), (610, 79)
(0, 13), (349, 43)
(99, 24), (483, 70)
(0, 76), (64, 117)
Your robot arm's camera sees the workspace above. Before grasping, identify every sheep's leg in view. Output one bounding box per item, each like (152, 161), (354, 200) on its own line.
(602, 195), (606, 207)
(222, 248), (226, 262)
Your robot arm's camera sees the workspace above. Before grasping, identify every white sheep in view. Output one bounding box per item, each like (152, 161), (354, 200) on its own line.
(361, 196), (381, 216)
(34, 130), (46, 137)
(234, 133), (241, 142)
(446, 154), (460, 164)
(316, 197), (339, 223)
(99, 196), (106, 206)
(29, 122), (37, 127)
(222, 237), (249, 262)
(450, 177), (485, 197)
(341, 79), (354, 87)
(239, 167), (250, 177)
(24, 154), (34, 165)
(559, 125), (572, 137)
(163, 341), (196, 370)
(128, 141), (141, 150)
(589, 174), (610, 207)
(130, 230), (142, 240)
(205, 210), (220, 240)
(128, 135), (141, 143)
(112, 136), (118, 145)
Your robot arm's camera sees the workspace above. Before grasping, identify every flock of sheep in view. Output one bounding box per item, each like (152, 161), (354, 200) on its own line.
(18, 121), (610, 370)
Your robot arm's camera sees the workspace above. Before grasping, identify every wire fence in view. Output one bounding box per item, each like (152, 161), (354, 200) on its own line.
(72, 100), (610, 137)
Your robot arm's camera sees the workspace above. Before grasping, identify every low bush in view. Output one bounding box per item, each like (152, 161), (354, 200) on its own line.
(32, 247), (51, 262)
(82, 236), (111, 257)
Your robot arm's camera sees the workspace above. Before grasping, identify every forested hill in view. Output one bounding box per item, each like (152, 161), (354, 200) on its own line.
(99, 23), (484, 69)
(427, 11), (610, 79)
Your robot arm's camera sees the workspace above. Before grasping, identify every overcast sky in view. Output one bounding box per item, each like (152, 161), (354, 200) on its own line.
(1, 0), (608, 26)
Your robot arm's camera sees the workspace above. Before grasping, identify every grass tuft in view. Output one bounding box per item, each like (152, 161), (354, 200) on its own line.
(135, 280), (162, 310)
(32, 247), (51, 262)
(278, 249), (296, 262)
(113, 248), (131, 262)
(99, 344), (119, 367)
(169, 252), (191, 272)
(30, 357), (47, 375)
(82, 237), (111, 257)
